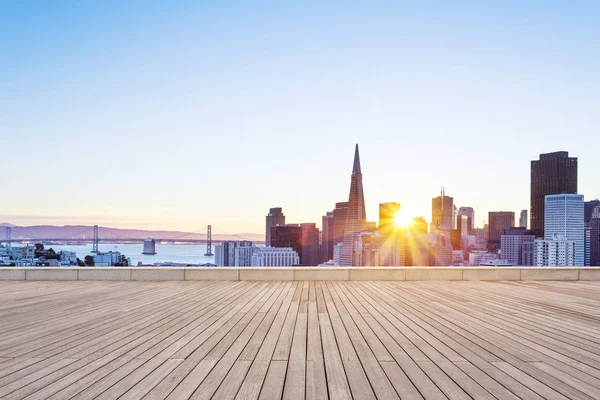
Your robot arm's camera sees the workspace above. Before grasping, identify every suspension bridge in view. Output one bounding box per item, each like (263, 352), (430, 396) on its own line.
(0, 225), (264, 248)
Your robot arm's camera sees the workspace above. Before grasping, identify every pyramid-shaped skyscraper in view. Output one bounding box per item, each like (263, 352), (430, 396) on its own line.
(340, 144), (367, 266)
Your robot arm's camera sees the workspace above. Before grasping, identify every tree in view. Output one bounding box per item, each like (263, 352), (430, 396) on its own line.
(76, 258), (85, 267)
(34, 243), (45, 258)
(84, 255), (95, 266)
(46, 248), (58, 260)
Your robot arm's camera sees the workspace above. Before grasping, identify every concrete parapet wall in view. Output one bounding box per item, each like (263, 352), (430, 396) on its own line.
(0, 267), (599, 281)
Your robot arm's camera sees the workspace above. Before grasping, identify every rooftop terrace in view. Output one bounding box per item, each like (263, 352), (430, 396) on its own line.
(1, 277), (600, 399)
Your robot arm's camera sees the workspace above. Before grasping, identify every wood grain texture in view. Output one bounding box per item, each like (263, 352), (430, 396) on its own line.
(0, 280), (599, 399)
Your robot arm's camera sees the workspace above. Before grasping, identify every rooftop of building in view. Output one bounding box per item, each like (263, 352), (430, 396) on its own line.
(1, 269), (600, 399)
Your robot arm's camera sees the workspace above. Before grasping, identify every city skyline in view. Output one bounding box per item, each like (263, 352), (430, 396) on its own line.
(2, 2), (599, 233)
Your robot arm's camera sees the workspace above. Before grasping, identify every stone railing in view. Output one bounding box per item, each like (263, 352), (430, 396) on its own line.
(1, 267), (599, 281)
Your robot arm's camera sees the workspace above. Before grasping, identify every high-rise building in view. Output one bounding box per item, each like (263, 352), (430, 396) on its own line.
(585, 226), (591, 266)
(501, 228), (536, 266)
(378, 202), (401, 237)
(300, 223), (320, 266)
(585, 200), (600, 225)
(534, 234), (575, 266)
(320, 211), (334, 263)
(411, 217), (429, 234)
(215, 241), (237, 266)
(332, 202), (349, 247)
(544, 193), (584, 266)
(270, 224), (302, 263)
(519, 210), (528, 229)
(487, 212), (515, 251)
(590, 207), (600, 266)
(251, 247), (300, 266)
(234, 241), (254, 266)
(265, 207), (286, 245)
(456, 215), (469, 238)
(457, 207), (474, 235)
(341, 144), (367, 266)
(530, 151), (578, 236)
(431, 188), (454, 231)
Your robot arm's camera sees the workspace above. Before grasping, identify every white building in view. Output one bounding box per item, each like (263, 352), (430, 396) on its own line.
(534, 234), (575, 266)
(333, 243), (343, 266)
(544, 194), (584, 266)
(93, 251), (123, 266)
(251, 247), (299, 267)
(234, 243), (255, 267)
(59, 251), (78, 265)
(500, 228), (536, 266)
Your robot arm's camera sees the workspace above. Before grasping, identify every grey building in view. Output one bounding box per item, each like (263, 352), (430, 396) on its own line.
(265, 207), (286, 245)
(501, 228), (536, 266)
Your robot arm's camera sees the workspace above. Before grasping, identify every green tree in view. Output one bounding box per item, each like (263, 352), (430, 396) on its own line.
(76, 258), (85, 267)
(84, 255), (95, 266)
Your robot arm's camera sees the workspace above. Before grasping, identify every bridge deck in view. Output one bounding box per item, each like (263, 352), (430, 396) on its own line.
(1, 280), (600, 399)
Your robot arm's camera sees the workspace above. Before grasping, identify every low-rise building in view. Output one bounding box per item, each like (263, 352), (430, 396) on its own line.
(251, 247), (299, 267)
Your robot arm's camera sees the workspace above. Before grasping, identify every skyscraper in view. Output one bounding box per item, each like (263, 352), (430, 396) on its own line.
(378, 202), (401, 236)
(590, 207), (600, 266)
(332, 202), (349, 247)
(265, 207), (285, 245)
(457, 207), (474, 235)
(530, 151), (578, 236)
(270, 224), (302, 263)
(320, 211), (334, 263)
(585, 199), (600, 225)
(519, 210), (528, 229)
(488, 212), (515, 251)
(340, 144), (367, 266)
(300, 223), (320, 266)
(431, 188), (453, 231)
(544, 193), (584, 266)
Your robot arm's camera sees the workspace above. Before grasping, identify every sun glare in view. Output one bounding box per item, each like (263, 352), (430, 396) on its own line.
(393, 211), (412, 228)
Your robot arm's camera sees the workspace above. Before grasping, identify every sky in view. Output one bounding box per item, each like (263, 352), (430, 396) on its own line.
(1, 1), (599, 234)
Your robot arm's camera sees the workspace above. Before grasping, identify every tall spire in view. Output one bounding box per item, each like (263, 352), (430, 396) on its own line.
(341, 144), (367, 266)
(352, 143), (361, 175)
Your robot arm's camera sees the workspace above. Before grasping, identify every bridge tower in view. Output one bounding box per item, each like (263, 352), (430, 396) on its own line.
(6, 227), (11, 249)
(204, 225), (214, 256)
(92, 225), (99, 253)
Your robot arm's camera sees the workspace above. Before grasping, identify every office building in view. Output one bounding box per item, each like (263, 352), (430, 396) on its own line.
(588, 206), (600, 266)
(270, 224), (302, 264)
(332, 202), (348, 246)
(456, 215), (469, 238)
(501, 228), (536, 266)
(341, 144), (367, 266)
(530, 151), (578, 236)
(333, 243), (343, 266)
(251, 247), (299, 267)
(265, 207), (286, 245)
(488, 212), (515, 251)
(585, 200), (600, 224)
(215, 241), (237, 266)
(585, 227), (591, 266)
(457, 207), (475, 234)
(301, 223), (320, 266)
(431, 188), (454, 231)
(320, 211), (334, 263)
(379, 202), (401, 236)
(411, 217), (428, 234)
(544, 193), (584, 266)
(535, 235), (575, 266)
(234, 241), (254, 267)
(519, 210), (528, 229)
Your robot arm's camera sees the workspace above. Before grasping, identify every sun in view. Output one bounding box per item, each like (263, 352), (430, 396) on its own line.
(393, 211), (412, 228)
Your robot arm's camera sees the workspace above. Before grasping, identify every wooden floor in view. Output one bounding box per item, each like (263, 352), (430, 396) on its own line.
(1, 281), (600, 400)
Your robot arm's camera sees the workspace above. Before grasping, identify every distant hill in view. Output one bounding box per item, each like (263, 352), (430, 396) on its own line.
(0, 224), (264, 242)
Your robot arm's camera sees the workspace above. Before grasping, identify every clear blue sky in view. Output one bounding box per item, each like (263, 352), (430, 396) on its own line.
(1, 1), (598, 234)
